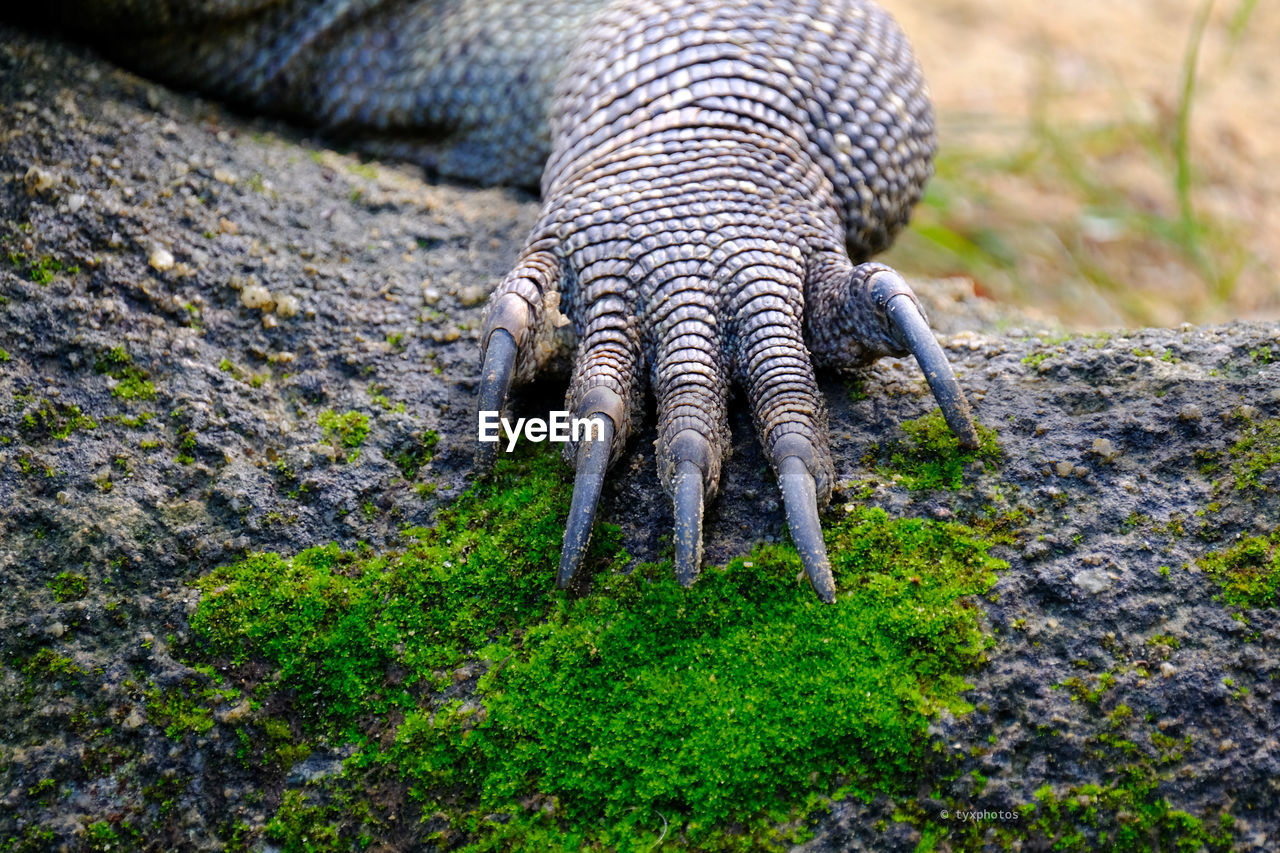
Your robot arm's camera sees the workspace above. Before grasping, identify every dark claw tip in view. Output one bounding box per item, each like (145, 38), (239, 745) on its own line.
(885, 293), (981, 451)
(558, 414), (616, 587)
(672, 459), (704, 587)
(475, 328), (517, 472)
(777, 455), (837, 603)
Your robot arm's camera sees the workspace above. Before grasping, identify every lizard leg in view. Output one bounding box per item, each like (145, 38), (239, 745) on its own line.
(806, 259), (979, 449)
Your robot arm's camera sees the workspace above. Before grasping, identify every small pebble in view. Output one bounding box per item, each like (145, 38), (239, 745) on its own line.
(220, 701), (253, 724)
(456, 284), (486, 306)
(274, 294), (301, 318)
(432, 327), (461, 343)
(1091, 437), (1119, 461)
(24, 166), (56, 193)
(240, 283), (275, 311)
(1072, 569), (1112, 595)
(1055, 461), (1074, 477)
(149, 247), (175, 272)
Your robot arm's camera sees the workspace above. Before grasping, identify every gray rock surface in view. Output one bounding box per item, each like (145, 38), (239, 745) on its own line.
(2, 25), (1278, 851)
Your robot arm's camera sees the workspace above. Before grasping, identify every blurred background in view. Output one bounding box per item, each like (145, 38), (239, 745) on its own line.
(880, 0), (1276, 329)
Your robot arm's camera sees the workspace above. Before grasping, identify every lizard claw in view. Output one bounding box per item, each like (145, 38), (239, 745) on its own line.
(476, 291), (535, 472)
(672, 460), (705, 587)
(668, 429), (715, 586)
(773, 441), (837, 603)
(557, 413), (615, 587)
(475, 328), (518, 472)
(874, 273), (981, 451)
(558, 384), (626, 587)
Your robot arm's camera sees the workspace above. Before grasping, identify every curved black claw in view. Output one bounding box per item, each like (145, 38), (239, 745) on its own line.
(672, 460), (705, 586)
(557, 414), (615, 588)
(777, 455), (836, 603)
(883, 288), (981, 451)
(475, 329), (518, 472)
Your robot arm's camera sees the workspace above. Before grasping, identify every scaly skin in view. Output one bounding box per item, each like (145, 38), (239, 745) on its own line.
(20, 0), (979, 599)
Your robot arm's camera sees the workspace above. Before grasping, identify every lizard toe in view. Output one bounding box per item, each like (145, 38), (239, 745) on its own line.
(806, 259), (979, 449)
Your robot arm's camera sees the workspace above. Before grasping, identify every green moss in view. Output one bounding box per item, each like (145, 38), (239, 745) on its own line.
(144, 682), (240, 740)
(24, 649), (84, 681)
(182, 446), (1004, 849)
(82, 820), (130, 853)
(1058, 672), (1116, 705)
(1016, 774), (1232, 852)
(929, 719), (1231, 851)
(20, 399), (96, 440)
(48, 572), (88, 603)
(318, 409), (370, 462)
(94, 346), (157, 401)
(0, 348), (10, 362)
(971, 505), (1034, 546)
(104, 411), (153, 429)
(865, 410), (1002, 490)
(174, 427), (197, 465)
(2, 824), (56, 852)
(367, 382), (407, 412)
(1198, 531), (1279, 607)
(9, 254), (78, 285)
(394, 430), (439, 480)
(1226, 417), (1280, 492)
(264, 791), (343, 850)
(348, 161), (379, 181)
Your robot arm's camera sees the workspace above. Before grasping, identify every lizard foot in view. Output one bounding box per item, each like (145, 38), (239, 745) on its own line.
(476, 239), (978, 601)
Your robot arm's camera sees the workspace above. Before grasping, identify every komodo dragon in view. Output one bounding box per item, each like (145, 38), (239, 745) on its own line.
(14, 0), (979, 600)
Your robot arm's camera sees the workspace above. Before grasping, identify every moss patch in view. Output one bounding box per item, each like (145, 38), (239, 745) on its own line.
(317, 409), (370, 461)
(94, 346), (157, 401)
(1198, 531), (1279, 608)
(18, 398), (96, 440)
(864, 409), (1002, 490)
(178, 446), (1004, 849)
(47, 571), (88, 603)
(1226, 417), (1280, 493)
(393, 429), (439, 480)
